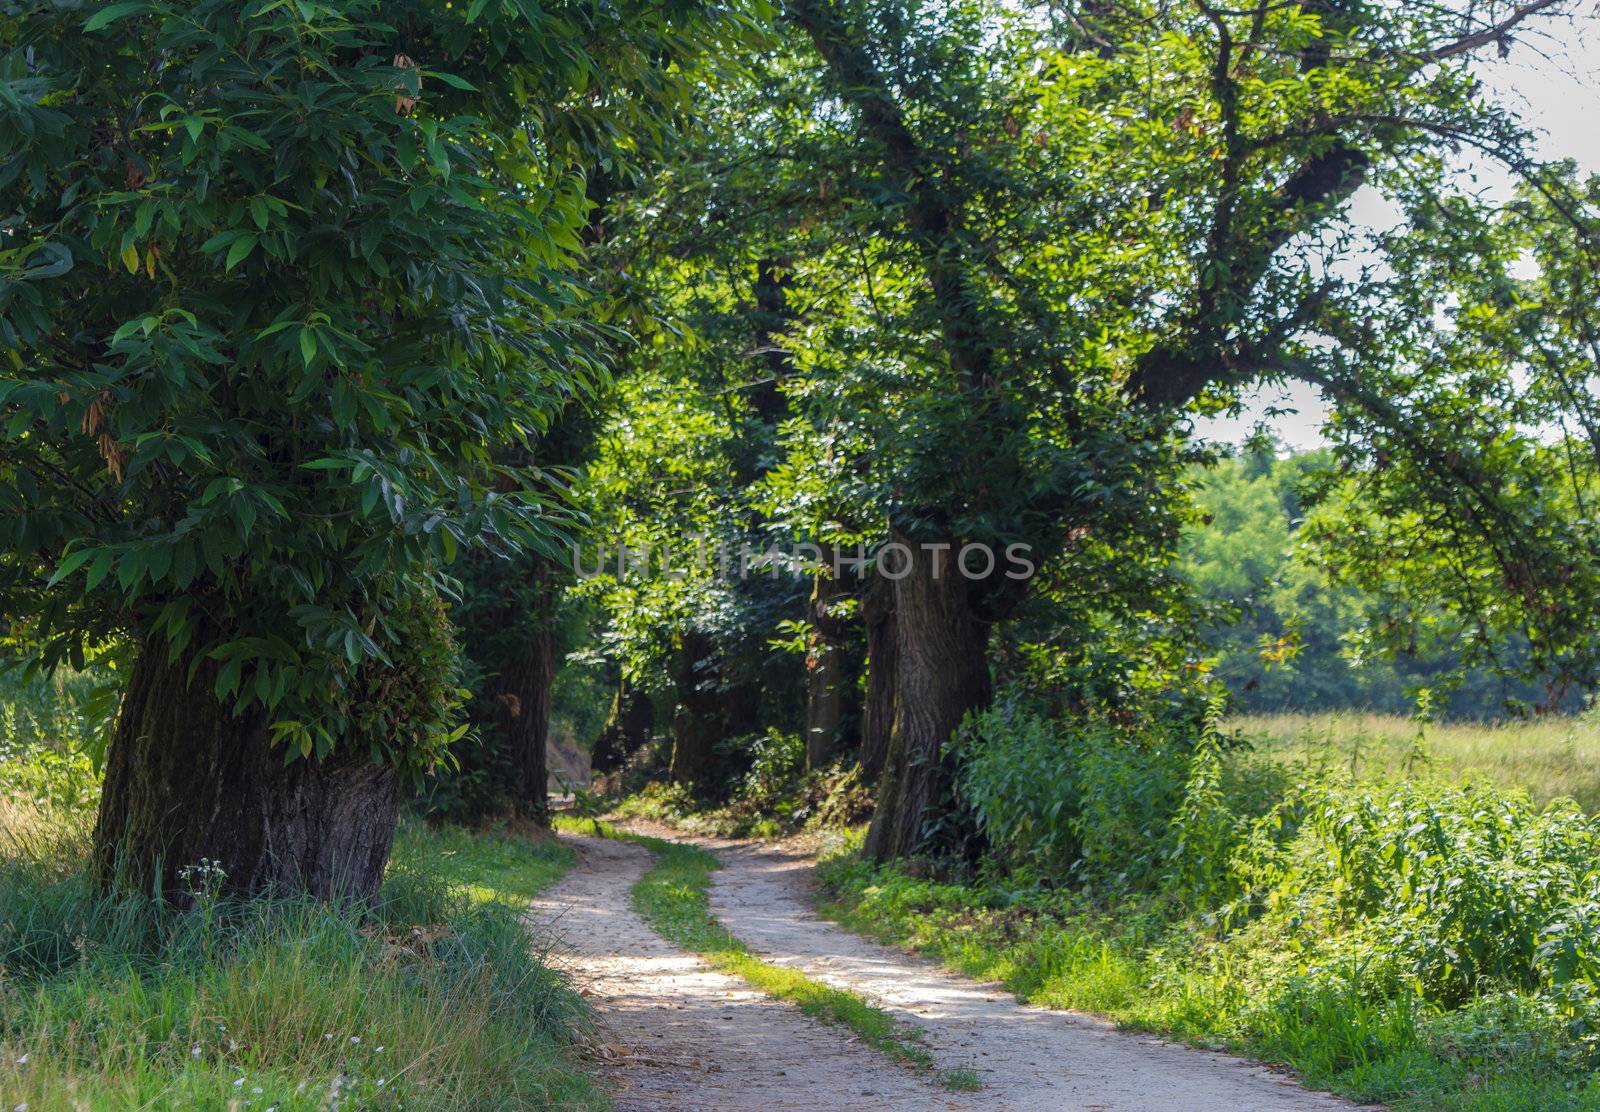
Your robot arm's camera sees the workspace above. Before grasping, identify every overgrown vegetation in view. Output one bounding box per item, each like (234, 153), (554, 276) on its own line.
(819, 701), (1600, 1110)
(611, 737), (875, 839)
(1, 735), (597, 1111)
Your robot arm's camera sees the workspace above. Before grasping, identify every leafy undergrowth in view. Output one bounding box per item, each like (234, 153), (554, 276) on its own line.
(819, 819), (1600, 1112)
(564, 816), (944, 1075)
(834, 696), (1600, 1112)
(611, 762), (875, 840)
(0, 746), (599, 1112)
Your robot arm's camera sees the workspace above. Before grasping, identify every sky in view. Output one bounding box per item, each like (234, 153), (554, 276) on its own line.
(1191, 10), (1600, 451)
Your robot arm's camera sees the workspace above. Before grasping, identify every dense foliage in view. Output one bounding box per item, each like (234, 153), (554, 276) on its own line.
(824, 701), (1600, 1108)
(0, 0), (762, 894)
(0, 0), (613, 755)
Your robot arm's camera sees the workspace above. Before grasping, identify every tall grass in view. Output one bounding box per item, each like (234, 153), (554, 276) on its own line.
(1232, 711), (1600, 812)
(0, 738), (600, 1112)
(816, 701), (1600, 1111)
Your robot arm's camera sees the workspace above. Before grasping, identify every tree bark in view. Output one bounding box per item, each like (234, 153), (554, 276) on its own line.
(93, 639), (398, 902)
(804, 564), (851, 771)
(668, 632), (718, 785)
(857, 574), (896, 783)
(862, 534), (992, 861)
(592, 674), (654, 774)
(488, 592), (557, 823)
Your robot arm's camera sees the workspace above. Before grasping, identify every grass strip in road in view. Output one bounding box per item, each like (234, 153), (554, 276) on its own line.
(558, 817), (940, 1074)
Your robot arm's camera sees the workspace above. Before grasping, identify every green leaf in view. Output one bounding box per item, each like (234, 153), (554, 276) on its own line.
(85, 549), (116, 591)
(83, 2), (148, 32)
(429, 71), (479, 91)
(120, 241), (139, 274)
(46, 549), (96, 588)
(225, 234), (258, 271)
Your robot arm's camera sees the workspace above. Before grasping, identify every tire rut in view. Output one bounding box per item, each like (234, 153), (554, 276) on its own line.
(698, 834), (1371, 1112)
(522, 833), (950, 1111)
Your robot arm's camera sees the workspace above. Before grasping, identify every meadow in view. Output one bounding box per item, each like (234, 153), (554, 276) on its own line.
(1232, 712), (1600, 813)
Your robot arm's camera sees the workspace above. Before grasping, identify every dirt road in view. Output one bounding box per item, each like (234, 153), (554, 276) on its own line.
(523, 831), (1365, 1111)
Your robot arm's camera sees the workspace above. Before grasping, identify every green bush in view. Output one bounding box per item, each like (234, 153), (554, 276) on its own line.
(839, 704), (1600, 1105)
(954, 700), (1257, 895)
(1241, 779), (1600, 1025)
(740, 728), (805, 800)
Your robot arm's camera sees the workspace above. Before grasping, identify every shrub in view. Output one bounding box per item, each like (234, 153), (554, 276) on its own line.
(944, 699), (1600, 1080)
(954, 699), (1257, 895)
(740, 728), (805, 799)
(1240, 779), (1600, 1030)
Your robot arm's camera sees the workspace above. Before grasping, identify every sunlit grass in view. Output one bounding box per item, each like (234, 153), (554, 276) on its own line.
(1230, 711), (1600, 812)
(389, 820), (576, 906)
(818, 856), (1600, 1112)
(1, 754), (599, 1112)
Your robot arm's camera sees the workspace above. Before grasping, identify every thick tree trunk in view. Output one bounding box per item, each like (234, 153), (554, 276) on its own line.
(592, 675), (654, 774)
(857, 575), (896, 783)
(93, 640), (397, 902)
(804, 565), (851, 771)
(862, 535), (992, 861)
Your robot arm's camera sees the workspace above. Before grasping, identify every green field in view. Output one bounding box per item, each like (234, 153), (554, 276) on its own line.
(1231, 712), (1600, 813)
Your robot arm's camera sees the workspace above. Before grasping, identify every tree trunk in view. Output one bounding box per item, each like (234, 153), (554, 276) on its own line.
(489, 597), (557, 824)
(592, 674), (654, 774)
(668, 632), (718, 785)
(858, 575), (896, 783)
(804, 564), (851, 771)
(862, 534), (992, 861)
(93, 640), (397, 902)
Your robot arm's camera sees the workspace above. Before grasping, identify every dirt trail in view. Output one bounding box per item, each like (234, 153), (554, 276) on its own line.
(522, 833), (939, 1111)
(525, 830), (1367, 1111)
(701, 835), (1365, 1111)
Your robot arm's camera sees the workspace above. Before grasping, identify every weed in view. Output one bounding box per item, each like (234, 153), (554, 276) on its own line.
(939, 1067), (983, 1091)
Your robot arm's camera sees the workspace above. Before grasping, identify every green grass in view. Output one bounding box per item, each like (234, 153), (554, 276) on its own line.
(0, 745), (601, 1112)
(938, 1067), (982, 1091)
(561, 816), (943, 1074)
(1230, 711), (1600, 812)
(389, 819), (576, 905)
(818, 854), (1600, 1112)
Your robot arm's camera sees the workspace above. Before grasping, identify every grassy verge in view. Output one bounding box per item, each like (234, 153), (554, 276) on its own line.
(1, 751), (600, 1112)
(560, 816), (939, 1073)
(818, 853), (1600, 1112)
